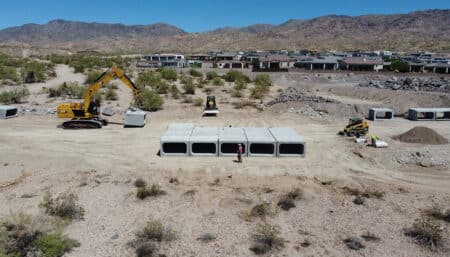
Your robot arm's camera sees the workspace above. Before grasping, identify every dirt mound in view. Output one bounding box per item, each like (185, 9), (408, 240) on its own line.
(392, 126), (448, 145)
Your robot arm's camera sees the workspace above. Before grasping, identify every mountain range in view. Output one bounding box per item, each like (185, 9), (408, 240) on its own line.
(0, 9), (449, 53)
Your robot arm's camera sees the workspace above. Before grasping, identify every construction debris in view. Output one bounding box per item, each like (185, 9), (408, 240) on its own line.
(359, 77), (449, 93)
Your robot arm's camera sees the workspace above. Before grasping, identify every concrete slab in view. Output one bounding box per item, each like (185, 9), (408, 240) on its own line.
(244, 127), (276, 157)
(269, 127), (306, 157)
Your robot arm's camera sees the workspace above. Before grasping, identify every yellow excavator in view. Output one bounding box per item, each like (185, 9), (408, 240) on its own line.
(57, 66), (139, 129)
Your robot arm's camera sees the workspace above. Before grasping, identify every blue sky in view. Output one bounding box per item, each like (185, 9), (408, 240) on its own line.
(1, 0), (449, 32)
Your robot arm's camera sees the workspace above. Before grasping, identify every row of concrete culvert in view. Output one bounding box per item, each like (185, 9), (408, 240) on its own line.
(369, 107), (450, 121)
(160, 123), (306, 157)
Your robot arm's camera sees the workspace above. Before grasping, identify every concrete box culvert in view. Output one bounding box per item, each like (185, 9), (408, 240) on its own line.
(160, 123), (194, 156)
(269, 127), (306, 157)
(434, 108), (450, 121)
(219, 127), (248, 157)
(408, 108), (437, 121)
(189, 127), (219, 156)
(0, 105), (18, 119)
(368, 108), (393, 121)
(244, 127), (276, 157)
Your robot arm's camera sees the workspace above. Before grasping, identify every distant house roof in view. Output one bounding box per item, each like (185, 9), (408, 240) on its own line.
(341, 57), (384, 65)
(259, 54), (294, 62)
(297, 56), (341, 64)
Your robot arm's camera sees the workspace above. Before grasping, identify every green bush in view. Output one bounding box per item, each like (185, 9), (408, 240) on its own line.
(104, 87), (118, 101)
(251, 85), (270, 99)
(85, 71), (103, 85)
(231, 90), (243, 98)
(35, 232), (80, 257)
(254, 74), (272, 88)
(234, 78), (247, 90)
(180, 75), (192, 85)
(211, 77), (224, 86)
(21, 61), (47, 83)
(182, 82), (195, 95)
(136, 89), (164, 111)
(48, 55), (132, 73)
(0, 65), (19, 82)
(389, 59), (410, 73)
(137, 71), (162, 88)
(170, 84), (180, 99)
(189, 69), (203, 78)
(49, 82), (85, 99)
(223, 70), (250, 83)
(0, 86), (30, 104)
(206, 71), (219, 80)
(160, 68), (178, 81)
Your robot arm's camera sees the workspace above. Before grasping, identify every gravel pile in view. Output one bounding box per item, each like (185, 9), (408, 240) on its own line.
(266, 87), (339, 107)
(392, 126), (448, 145)
(395, 151), (448, 168)
(358, 77), (449, 93)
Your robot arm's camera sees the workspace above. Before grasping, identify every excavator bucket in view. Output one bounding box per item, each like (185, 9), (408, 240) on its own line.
(203, 95), (219, 116)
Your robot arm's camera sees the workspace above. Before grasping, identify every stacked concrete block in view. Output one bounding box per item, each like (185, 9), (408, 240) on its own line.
(160, 123), (194, 156)
(408, 108), (450, 121)
(368, 108), (393, 121)
(244, 127), (277, 157)
(269, 127), (306, 157)
(218, 127), (248, 157)
(189, 127), (219, 156)
(124, 108), (146, 127)
(0, 105), (18, 119)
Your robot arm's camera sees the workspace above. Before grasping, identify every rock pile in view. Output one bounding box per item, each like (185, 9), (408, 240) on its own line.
(395, 151), (448, 168)
(358, 77), (449, 92)
(266, 87), (339, 107)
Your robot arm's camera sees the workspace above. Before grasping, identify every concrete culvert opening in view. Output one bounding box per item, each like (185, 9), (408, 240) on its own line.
(221, 143), (246, 154)
(5, 109), (17, 117)
(417, 112), (435, 120)
(162, 143), (187, 154)
(436, 111), (450, 120)
(250, 143), (274, 155)
(376, 112), (393, 119)
(279, 143), (304, 155)
(192, 143), (216, 154)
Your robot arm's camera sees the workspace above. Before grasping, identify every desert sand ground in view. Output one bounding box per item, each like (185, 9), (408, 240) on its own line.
(0, 65), (449, 257)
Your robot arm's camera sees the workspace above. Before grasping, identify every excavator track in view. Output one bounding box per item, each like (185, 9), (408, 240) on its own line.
(62, 119), (103, 129)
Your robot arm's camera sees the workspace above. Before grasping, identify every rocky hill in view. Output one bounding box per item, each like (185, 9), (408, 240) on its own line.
(0, 9), (448, 53)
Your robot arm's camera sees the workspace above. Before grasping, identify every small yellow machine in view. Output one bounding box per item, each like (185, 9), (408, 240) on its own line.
(202, 95), (219, 116)
(338, 118), (369, 137)
(57, 66), (139, 128)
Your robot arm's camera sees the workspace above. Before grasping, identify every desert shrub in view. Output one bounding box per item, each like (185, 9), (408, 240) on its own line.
(211, 77), (224, 86)
(106, 83), (119, 90)
(136, 184), (166, 200)
(170, 84), (180, 99)
(0, 213), (79, 257)
(135, 242), (157, 257)
(249, 202), (271, 219)
(192, 97), (203, 106)
(179, 74), (191, 85)
(404, 218), (442, 248)
(353, 196), (365, 205)
(277, 188), (303, 211)
(389, 59), (410, 73)
(35, 232), (80, 257)
(152, 80), (170, 94)
(234, 78), (247, 90)
(84, 70), (102, 85)
(129, 219), (175, 256)
(39, 192), (85, 220)
(0, 86), (30, 104)
(49, 55), (132, 73)
(160, 68), (177, 81)
(134, 178), (147, 188)
(202, 87), (213, 94)
(231, 90), (243, 98)
(136, 89), (164, 111)
(250, 223), (284, 255)
(223, 70), (250, 83)
(206, 71), (219, 80)
(254, 74), (272, 88)
(21, 61), (47, 83)
(49, 82), (86, 99)
(104, 87), (118, 101)
(250, 85), (270, 99)
(189, 69), (203, 78)
(423, 206), (450, 223)
(343, 237), (365, 250)
(0, 65), (19, 82)
(182, 80), (195, 95)
(137, 71), (162, 88)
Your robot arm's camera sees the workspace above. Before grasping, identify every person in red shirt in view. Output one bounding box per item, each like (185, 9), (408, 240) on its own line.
(237, 144), (243, 163)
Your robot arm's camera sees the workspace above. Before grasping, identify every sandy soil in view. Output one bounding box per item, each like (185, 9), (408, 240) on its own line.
(0, 66), (449, 257)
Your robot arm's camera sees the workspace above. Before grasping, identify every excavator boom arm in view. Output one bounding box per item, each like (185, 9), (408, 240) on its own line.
(83, 66), (139, 112)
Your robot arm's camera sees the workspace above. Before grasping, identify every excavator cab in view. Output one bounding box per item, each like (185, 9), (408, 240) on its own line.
(203, 95), (219, 116)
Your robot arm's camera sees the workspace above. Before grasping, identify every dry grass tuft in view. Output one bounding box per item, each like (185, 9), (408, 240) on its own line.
(39, 192), (85, 220)
(343, 237), (365, 250)
(130, 218), (175, 257)
(361, 232), (381, 242)
(196, 233), (216, 243)
(134, 178), (147, 188)
(423, 206), (450, 223)
(249, 223), (285, 255)
(404, 218), (443, 249)
(341, 186), (385, 199)
(137, 184), (166, 200)
(278, 188), (303, 211)
(249, 202), (272, 219)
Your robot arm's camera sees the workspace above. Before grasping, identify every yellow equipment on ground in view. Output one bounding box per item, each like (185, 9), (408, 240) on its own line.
(57, 66), (139, 129)
(338, 118), (369, 137)
(202, 95), (219, 116)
